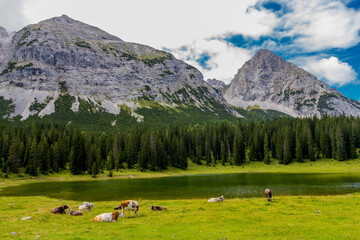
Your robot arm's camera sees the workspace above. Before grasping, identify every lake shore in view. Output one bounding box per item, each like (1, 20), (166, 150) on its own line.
(1, 158), (360, 189)
(1, 194), (359, 239)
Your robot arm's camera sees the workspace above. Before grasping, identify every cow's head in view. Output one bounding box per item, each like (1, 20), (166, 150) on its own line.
(112, 211), (120, 220)
(114, 205), (122, 210)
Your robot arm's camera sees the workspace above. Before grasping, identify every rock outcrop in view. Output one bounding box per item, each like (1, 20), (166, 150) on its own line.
(224, 49), (360, 117)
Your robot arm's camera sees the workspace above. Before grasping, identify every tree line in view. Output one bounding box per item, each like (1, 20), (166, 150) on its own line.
(1, 115), (360, 176)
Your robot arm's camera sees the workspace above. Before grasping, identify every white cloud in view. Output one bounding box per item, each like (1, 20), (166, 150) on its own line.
(298, 56), (357, 87)
(279, 0), (360, 51)
(0, 0), (28, 31)
(170, 39), (252, 83)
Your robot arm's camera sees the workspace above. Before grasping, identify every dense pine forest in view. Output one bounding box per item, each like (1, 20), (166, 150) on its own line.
(1, 115), (360, 177)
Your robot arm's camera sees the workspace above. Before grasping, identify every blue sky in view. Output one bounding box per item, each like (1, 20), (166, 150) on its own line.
(0, 0), (360, 100)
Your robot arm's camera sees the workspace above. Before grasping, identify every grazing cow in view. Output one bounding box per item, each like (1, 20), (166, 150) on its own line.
(93, 211), (121, 222)
(79, 202), (94, 211)
(151, 205), (167, 211)
(208, 195), (225, 202)
(51, 205), (69, 214)
(114, 200), (140, 218)
(69, 209), (83, 216)
(80, 202), (94, 208)
(265, 189), (272, 202)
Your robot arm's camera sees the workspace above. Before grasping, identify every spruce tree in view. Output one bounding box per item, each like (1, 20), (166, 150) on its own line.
(27, 136), (38, 176)
(295, 138), (303, 162)
(179, 138), (188, 170)
(308, 129), (315, 161)
(263, 133), (270, 164)
(8, 136), (21, 173)
(233, 128), (245, 165)
(336, 126), (346, 161)
(221, 141), (226, 166)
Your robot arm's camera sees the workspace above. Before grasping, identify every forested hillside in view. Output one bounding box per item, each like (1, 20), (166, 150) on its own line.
(1, 115), (359, 177)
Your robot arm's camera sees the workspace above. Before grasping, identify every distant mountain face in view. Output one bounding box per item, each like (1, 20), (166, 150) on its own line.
(224, 49), (360, 117)
(0, 15), (237, 128)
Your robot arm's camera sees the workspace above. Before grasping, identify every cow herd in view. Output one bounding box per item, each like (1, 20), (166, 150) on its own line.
(51, 189), (273, 223)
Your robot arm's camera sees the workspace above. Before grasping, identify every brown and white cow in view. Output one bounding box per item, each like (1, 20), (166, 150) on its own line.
(114, 200), (139, 218)
(265, 189), (272, 202)
(93, 211), (121, 222)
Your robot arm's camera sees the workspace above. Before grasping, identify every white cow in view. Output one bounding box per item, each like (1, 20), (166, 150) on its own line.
(208, 195), (225, 202)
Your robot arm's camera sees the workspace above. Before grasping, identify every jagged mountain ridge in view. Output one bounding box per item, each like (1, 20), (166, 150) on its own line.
(0, 15), (237, 126)
(223, 49), (360, 117)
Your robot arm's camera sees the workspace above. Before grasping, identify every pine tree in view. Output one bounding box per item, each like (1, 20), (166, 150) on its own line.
(92, 162), (97, 178)
(233, 128), (245, 165)
(263, 133), (270, 164)
(308, 129), (315, 161)
(113, 130), (119, 171)
(221, 141), (226, 166)
(39, 137), (49, 174)
(52, 142), (60, 172)
(27, 136), (38, 176)
(295, 137), (303, 162)
(336, 126), (346, 161)
(179, 138), (188, 170)
(8, 136), (21, 173)
(70, 130), (86, 175)
(205, 133), (211, 166)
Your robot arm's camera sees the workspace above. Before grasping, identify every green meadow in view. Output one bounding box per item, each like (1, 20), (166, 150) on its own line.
(1, 160), (360, 239)
(1, 194), (359, 240)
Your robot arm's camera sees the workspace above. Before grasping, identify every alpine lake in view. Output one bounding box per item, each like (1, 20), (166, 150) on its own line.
(1, 172), (360, 201)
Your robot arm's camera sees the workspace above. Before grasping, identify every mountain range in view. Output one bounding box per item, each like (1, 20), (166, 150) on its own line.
(0, 15), (359, 129)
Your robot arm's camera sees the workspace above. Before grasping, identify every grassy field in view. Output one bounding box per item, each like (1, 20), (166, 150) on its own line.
(1, 158), (360, 189)
(1, 159), (360, 239)
(0, 194), (359, 240)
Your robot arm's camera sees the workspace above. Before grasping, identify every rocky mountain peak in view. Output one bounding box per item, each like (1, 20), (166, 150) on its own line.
(31, 14), (123, 42)
(224, 49), (360, 117)
(0, 15), (236, 122)
(248, 49), (289, 71)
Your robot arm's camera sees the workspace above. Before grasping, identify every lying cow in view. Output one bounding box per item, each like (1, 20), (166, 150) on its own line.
(93, 211), (121, 222)
(69, 209), (83, 216)
(208, 195), (224, 202)
(79, 202), (94, 211)
(151, 205), (167, 211)
(51, 205), (69, 214)
(114, 200), (139, 218)
(265, 189), (272, 202)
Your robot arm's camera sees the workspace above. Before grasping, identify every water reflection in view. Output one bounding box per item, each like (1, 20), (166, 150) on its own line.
(1, 173), (360, 201)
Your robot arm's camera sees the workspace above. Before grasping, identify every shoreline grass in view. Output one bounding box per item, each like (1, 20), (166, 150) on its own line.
(1, 194), (359, 239)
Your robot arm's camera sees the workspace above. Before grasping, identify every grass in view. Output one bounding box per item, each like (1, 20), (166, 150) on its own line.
(0, 194), (359, 239)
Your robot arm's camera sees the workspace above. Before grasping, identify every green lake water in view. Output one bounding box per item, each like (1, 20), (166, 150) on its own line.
(1, 173), (360, 201)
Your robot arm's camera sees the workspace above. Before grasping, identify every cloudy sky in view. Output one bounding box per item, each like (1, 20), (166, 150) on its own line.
(1, 0), (360, 100)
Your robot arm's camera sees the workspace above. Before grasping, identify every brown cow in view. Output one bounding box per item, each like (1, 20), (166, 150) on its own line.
(51, 205), (69, 214)
(265, 189), (272, 202)
(151, 205), (167, 211)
